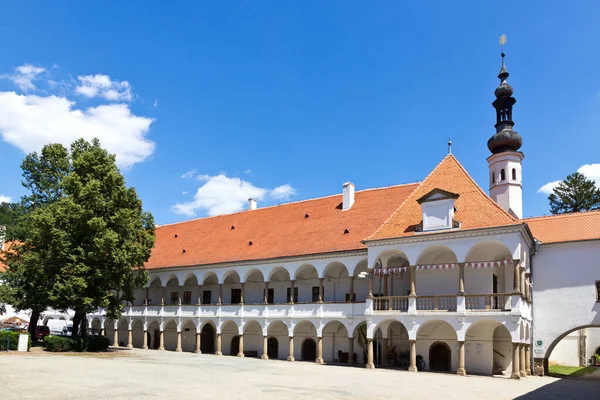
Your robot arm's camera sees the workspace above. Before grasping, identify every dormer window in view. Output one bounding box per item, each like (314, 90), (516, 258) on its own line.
(416, 189), (460, 232)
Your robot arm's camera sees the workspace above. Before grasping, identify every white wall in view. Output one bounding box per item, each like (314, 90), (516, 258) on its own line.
(532, 240), (600, 362)
(550, 331), (579, 366)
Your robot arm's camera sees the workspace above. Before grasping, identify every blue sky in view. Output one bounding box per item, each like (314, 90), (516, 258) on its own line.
(0, 2), (598, 223)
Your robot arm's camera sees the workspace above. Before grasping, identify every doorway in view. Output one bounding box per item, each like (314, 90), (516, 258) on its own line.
(200, 324), (215, 354)
(146, 332), (151, 349)
(302, 338), (317, 361)
(153, 329), (160, 350)
(231, 335), (240, 356)
(429, 342), (451, 371)
(267, 337), (279, 359)
(492, 274), (499, 309)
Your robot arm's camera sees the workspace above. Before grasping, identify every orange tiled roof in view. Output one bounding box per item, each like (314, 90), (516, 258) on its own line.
(366, 154), (520, 241)
(145, 183), (420, 269)
(524, 210), (600, 244)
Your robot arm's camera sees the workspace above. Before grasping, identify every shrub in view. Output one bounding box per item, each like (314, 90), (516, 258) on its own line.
(0, 331), (30, 351)
(45, 335), (110, 352)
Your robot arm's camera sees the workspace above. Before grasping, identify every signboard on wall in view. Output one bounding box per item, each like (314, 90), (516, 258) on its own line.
(533, 339), (544, 357)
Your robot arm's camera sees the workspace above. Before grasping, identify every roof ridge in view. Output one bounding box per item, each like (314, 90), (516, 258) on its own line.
(160, 181), (421, 228)
(365, 154), (454, 241)
(448, 154), (519, 222)
(523, 209), (600, 221)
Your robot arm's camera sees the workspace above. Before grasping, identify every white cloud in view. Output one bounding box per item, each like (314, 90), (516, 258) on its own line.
(270, 184), (296, 201)
(0, 195), (12, 203)
(181, 191), (189, 195)
(2, 64), (46, 91)
(75, 74), (133, 102)
(538, 163), (600, 194)
(244, 169), (252, 175)
(172, 174), (296, 217)
(0, 92), (155, 169)
(181, 169), (196, 179)
(153, 99), (159, 108)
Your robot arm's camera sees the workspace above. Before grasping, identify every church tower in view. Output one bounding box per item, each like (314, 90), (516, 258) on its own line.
(487, 42), (524, 219)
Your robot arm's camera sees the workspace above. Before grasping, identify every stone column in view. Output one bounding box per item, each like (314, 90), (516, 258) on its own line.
(142, 330), (148, 349)
(240, 283), (245, 305)
(113, 329), (119, 347)
(287, 336), (295, 361)
(238, 334), (245, 357)
(289, 280), (295, 304)
(316, 336), (323, 364)
(349, 277), (355, 302)
(100, 328), (105, 336)
(519, 344), (526, 377)
(525, 345), (531, 375)
(511, 342), (520, 379)
(127, 329), (133, 349)
(409, 266), (416, 296)
(408, 340), (417, 372)
(318, 278), (324, 303)
(195, 332), (201, 354)
(217, 284), (223, 305)
(161, 287), (165, 305)
(264, 282), (269, 304)
(347, 337), (354, 365)
(145, 287), (149, 305)
(366, 338), (374, 369)
(513, 260), (521, 294)
(261, 335), (269, 359)
(159, 330), (165, 351)
(197, 285), (203, 305)
(367, 270), (374, 298)
(216, 333), (222, 355)
(457, 341), (466, 376)
(458, 263), (465, 295)
(176, 331), (182, 352)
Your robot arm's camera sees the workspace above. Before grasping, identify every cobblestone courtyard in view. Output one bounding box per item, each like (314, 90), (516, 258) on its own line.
(1, 348), (598, 399)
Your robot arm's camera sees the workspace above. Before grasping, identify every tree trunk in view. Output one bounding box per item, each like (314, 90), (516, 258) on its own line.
(71, 310), (83, 337)
(80, 313), (87, 338)
(28, 310), (41, 341)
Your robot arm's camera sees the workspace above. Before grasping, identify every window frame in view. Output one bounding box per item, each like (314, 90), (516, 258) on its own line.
(170, 292), (179, 305)
(182, 291), (192, 305)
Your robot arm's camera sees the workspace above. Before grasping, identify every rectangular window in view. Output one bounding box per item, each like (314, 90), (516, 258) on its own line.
(202, 290), (211, 305)
(263, 288), (275, 304)
(231, 288), (242, 304)
(345, 293), (356, 302)
(286, 288), (298, 303)
(170, 292), (179, 305)
(182, 291), (192, 305)
(312, 286), (320, 302)
(596, 281), (600, 301)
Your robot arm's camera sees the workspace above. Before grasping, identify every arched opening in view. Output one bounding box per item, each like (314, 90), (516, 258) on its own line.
(429, 342), (451, 372)
(546, 326), (600, 370)
(223, 271), (242, 304)
(268, 267), (291, 304)
(500, 169), (506, 181)
(117, 319), (129, 347)
(294, 264), (319, 303)
(512, 168), (517, 181)
(352, 322), (368, 365)
(372, 320), (410, 369)
(464, 319), (513, 375)
(182, 275), (199, 305)
(465, 241), (513, 310)
(492, 172), (495, 184)
(230, 335), (240, 356)
(352, 259), (369, 302)
(148, 278), (162, 305)
(323, 262), (350, 302)
(417, 320), (457, 372)
(302, 338), (317, 362)
(201, 272), (218, 305)
(181, 320), (196, 352)
(416, 246), (458, 310)
(267, 337), (279, 360)
(322, 320), (349, 363)
(242, 320), (263, 357)
(147, 320), (161, 350)
(200, 323), (215, 354)
(132, 320), (144, 348)
(90, 318), (102, 335)
(221, 320), (239, 356)
(163, 320), (178, 351)
(266, 321), (288, 360)
(244, 269), (266, 305)
(294, 320), (317, 361)
(165, 277), (180, 305)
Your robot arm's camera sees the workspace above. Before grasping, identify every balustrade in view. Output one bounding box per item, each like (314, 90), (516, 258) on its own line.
(464, 293), (511, 311)
(416, 295), (457, 311)
(373, 296), (409, 311)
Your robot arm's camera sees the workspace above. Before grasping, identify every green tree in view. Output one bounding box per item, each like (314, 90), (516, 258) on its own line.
(1, 143), (70, 338)
(0, 202), (25, 240)
(36, 139), (154, 336)
(548, 172), (600, 214)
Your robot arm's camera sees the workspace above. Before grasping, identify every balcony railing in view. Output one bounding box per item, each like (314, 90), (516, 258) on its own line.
(373, 296), (409, 311)
(465, 293), (511, 311)
(416, 295), (457, 311)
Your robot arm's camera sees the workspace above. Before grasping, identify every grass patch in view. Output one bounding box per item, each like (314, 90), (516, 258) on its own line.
(548, 365), (597, 377)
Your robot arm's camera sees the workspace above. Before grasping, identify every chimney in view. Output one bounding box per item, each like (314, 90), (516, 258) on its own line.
(342, 182), (355, 210)
(248, 198), (257, 211)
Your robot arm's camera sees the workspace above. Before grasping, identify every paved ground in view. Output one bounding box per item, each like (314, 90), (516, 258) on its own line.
(1, 348), (598, 399)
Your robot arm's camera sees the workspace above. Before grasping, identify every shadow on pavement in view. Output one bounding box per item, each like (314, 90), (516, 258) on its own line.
(514, 373), (600, 400)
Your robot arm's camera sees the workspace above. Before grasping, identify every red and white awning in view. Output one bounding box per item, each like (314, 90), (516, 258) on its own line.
(466, 259), (511, 269)
(416, 263), (456, 270)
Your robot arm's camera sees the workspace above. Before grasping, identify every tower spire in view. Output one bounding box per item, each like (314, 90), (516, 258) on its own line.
(487, 34), (522, 154)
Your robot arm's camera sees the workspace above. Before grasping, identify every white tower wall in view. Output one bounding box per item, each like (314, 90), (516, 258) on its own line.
(487, 151), (524, 219)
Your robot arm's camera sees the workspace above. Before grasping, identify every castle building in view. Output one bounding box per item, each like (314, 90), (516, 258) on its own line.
(9, 51), (600, 377)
